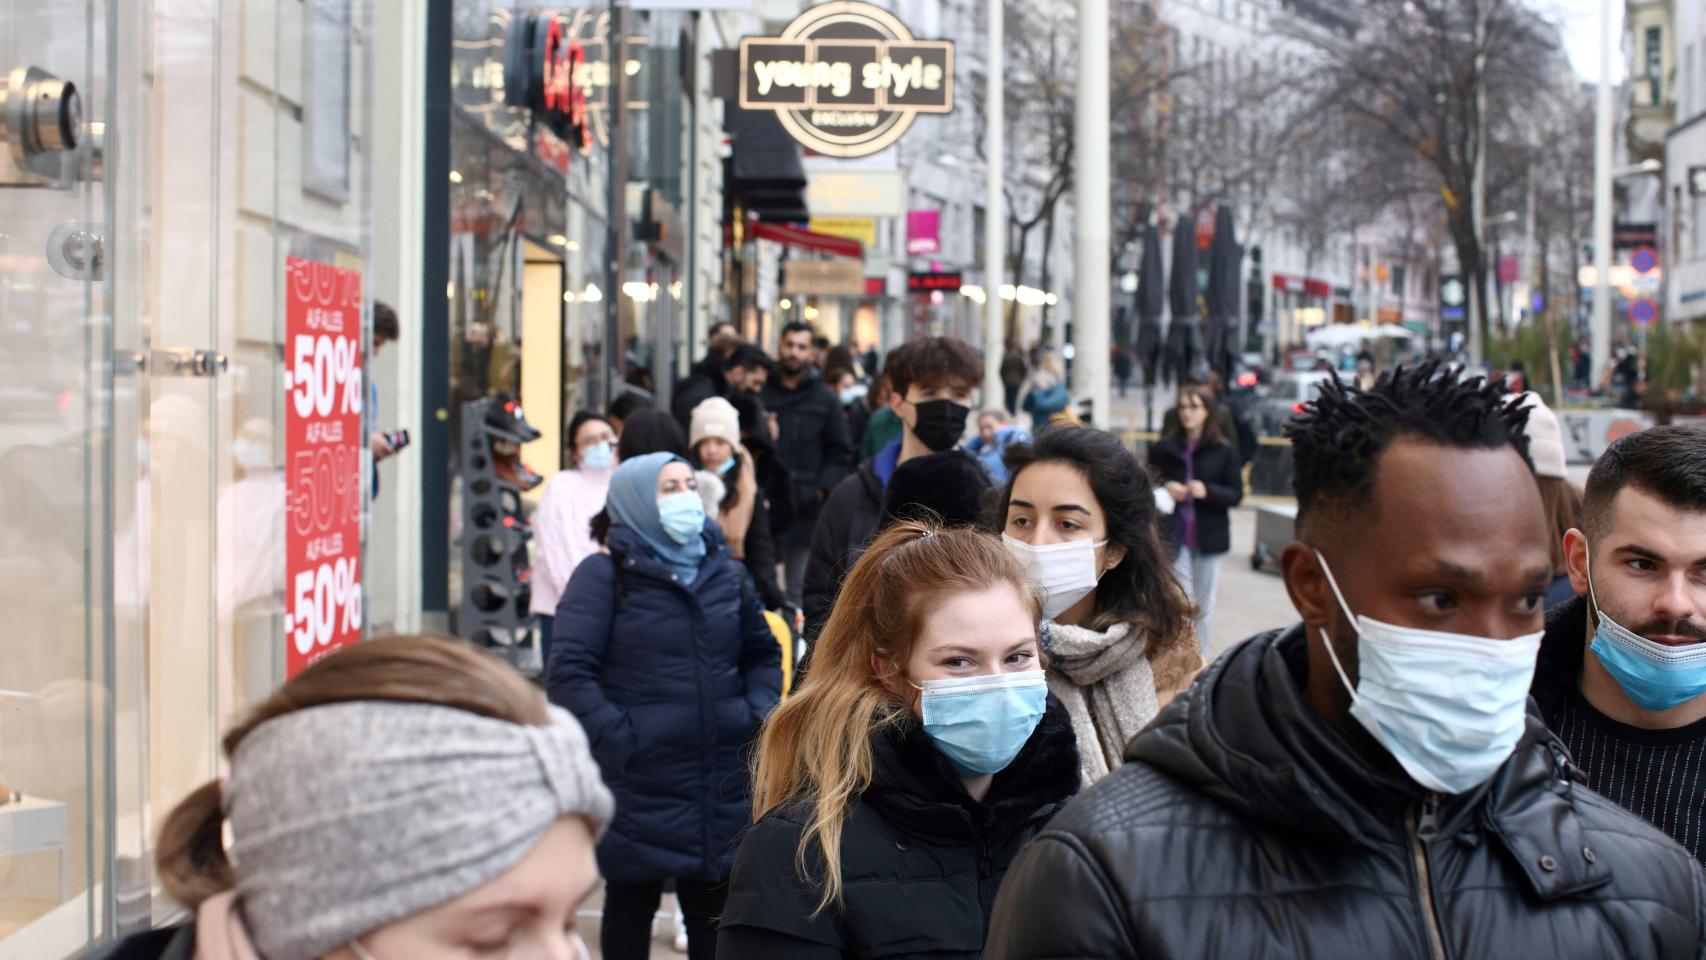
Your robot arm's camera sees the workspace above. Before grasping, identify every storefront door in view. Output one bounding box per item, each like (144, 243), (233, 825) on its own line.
(2, 3), (373, 955)
(0, 1), (125, 953)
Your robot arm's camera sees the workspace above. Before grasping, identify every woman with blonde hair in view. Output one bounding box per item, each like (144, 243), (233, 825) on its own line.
(717, 524), (1080, 958)
(89, 635), (612, 960)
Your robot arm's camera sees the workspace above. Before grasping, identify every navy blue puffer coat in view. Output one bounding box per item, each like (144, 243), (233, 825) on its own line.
(548, 522), (782, 883)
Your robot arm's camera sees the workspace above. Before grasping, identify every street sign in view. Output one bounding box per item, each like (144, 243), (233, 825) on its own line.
(1630, 298), (1658, 327)
(1632, 245), (1659, 274)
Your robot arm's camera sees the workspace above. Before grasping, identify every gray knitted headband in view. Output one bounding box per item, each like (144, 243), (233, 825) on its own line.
(222, 701), (614, 960)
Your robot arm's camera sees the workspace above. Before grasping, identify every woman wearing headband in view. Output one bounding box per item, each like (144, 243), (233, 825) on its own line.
(993, 425), (1200, 784)
(549, 451), (781, 960)
(717, 523), (1079, 959)
(90, 635), (613, 960)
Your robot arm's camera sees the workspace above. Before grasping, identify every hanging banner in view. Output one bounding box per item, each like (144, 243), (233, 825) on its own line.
(739, 1), (954, 158)
(906, 209), (940, 254)
(284, 256), (365, 679)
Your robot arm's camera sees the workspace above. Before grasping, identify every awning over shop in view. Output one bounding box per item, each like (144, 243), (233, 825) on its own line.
(748, 220), (862, 259)
(725, 105), (808, 223)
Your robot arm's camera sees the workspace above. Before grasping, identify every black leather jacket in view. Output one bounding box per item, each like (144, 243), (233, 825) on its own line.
(986, 626), (1706, 960)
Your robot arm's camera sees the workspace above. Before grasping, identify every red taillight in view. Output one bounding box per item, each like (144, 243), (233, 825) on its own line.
(1292, 402), (1307, 415)
(1236, 372), (1258, 388)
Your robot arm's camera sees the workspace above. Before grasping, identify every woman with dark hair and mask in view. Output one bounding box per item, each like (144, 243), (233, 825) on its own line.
(991, 425), (1201, 784)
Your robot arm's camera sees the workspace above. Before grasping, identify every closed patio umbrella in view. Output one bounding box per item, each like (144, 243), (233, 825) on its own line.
(1164, 216), (1204, 384)
(1204, 204), (1242, 384)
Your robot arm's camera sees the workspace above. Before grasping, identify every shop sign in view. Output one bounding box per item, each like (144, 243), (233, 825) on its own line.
(906, 209), (941, 255)
(504, 12), (590, 150)
(739, 1), (954, 159)
(283, 257), (365, 679)
(1272, 273), (1306, 294)
(785, 259), (868, 295)
(806, 169), (906, 217)
(809, 216), (878, 246)
(1440, 274), (1466, 320)
(1613, 222), (1658, 250)
(907, 270), (961, 292)
(865, 276), (886, 296)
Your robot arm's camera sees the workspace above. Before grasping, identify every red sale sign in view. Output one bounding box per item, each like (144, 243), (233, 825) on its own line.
(284, 256), (365, 678)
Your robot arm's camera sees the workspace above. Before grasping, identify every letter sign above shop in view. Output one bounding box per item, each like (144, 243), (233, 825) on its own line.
(504, 12), (590, 150)
(740, 2), (954, 158)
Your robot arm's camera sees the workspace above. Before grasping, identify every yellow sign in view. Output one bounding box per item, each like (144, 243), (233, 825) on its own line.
(809, 217), (878, 246)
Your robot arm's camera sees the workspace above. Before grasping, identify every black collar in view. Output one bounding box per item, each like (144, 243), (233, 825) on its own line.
(863, 695), (1080, 846)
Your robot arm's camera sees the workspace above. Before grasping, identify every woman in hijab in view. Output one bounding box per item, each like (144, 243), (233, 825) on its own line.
(548, 452), (782, 960)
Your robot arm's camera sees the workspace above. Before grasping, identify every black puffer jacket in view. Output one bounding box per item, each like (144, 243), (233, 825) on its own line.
(986, 626), (1706, 960)
(763, 369), (855, 544)
(802, 457), (886, 644)
(718, 696), (1080, 959)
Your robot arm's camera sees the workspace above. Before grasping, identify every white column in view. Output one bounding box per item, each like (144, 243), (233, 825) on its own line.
(1591, 0), (1615, 386)
(1073, 0), (1111, 421)
(983, 0), (1005, 409)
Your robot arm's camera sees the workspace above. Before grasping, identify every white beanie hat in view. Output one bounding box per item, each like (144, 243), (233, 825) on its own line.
(690, 397), (740, 449)
(1516, 391), (1567, 479)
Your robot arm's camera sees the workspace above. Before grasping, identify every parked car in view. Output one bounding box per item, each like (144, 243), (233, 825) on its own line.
(1256, 371), (1342, 435)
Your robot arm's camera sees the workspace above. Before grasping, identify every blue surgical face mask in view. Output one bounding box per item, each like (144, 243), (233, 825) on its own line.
(657, 491), (706, 545)
(715, 455), (737, 476)
(1587, 549), (1706, 712)
(838, 387), (860, 406)
(580, 440), (614, 471)
(914, 670), (1048, 778)
(1315, 551), (1543, 795)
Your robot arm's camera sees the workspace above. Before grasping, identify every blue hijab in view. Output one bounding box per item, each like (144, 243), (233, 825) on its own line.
(605, 452), (707, 583)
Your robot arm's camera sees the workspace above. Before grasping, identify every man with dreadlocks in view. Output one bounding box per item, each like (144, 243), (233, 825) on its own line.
(985, 362), (1706, 959)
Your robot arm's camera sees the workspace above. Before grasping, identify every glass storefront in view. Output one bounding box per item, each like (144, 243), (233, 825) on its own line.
(0, 1), (374, 954)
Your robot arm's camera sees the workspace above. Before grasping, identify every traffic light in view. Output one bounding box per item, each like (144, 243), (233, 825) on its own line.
(459, 394), (545, 674)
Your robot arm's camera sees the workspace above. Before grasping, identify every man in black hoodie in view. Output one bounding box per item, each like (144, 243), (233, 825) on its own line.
(763, 322), (854, 607)
(672, 332), (767, 427)
(986, 363), (1706, 959)
(802, 336), (981, 643)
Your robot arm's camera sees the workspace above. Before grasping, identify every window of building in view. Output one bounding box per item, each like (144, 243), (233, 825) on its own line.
(1391, 265), (1406, 298)
(1646, 26), (1663, 105)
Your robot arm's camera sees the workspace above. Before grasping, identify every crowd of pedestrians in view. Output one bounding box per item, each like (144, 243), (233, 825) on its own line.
(102, 327), (1706, 960)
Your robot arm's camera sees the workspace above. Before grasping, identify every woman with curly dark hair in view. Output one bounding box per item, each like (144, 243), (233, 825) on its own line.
(989, 424), (1201, 783)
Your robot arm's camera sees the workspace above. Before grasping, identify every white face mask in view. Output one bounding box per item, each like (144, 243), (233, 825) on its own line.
(1314, 551), (1543, 795)
(1003, 533), (1110, 619)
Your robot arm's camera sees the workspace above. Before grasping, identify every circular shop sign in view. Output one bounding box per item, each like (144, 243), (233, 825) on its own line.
(1441, 278), (1466, 307)
(739, 2), (955, 159)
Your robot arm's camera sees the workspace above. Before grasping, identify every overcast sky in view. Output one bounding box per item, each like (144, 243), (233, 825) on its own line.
(1542, 0), (1627, 83)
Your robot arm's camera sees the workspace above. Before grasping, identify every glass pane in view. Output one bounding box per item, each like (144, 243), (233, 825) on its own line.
(0, 1), (111, 955)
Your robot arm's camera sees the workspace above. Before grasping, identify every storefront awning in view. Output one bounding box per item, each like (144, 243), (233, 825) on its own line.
(749, 220), (862, 259)
(726, 105), (808, 223)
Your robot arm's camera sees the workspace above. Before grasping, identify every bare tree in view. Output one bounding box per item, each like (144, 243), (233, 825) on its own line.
(1304, 0), (1575, 360)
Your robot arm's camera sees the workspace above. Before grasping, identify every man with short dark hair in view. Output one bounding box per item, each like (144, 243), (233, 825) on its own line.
(1531, 425), (1706, 863)
(801, 335), (981, 641)
(986, 363), (1706, 959)
(763, 322), (854, 608)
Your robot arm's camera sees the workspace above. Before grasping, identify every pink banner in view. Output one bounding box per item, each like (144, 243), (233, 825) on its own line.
(906, 210), (941, 255)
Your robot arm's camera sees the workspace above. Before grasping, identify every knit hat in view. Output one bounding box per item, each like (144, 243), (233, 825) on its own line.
(1515, 392), (1567, 479)
(690, 397), (740, 449)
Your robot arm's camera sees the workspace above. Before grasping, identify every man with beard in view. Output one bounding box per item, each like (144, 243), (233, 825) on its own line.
(801, 336), (981, 645)
(762, 322), (854, 609)
(1531, 425), (1706, 863)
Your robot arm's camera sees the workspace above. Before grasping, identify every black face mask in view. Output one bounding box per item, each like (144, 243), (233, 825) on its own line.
(910, 399), (971, 452)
